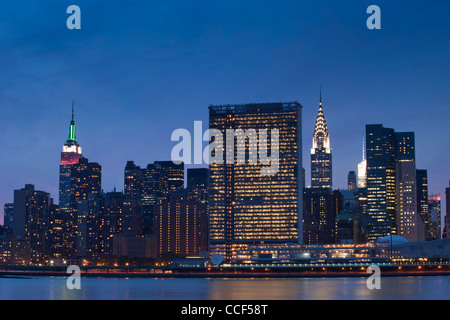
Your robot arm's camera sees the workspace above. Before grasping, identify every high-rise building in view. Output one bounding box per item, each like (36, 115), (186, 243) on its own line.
(427, 194), (441, 240)
(187, 168), (209, 204)
(46, 201), (65, 259)
(366, 125), (425, 242)
(444, 182), (450, 238)
(303, 188), (342, 244)
(365, 124), (397, 241)
(124, 161), (142, 201)
(13, 184), (50, 262)
(154, 191), (208, 257)
(154, 161), (184, 196)
(123, 160), (185, 234)
(348, 171), (357, 191)
(395, 132), (424, 242)
(416, 169), (430, 237)
(64, 157), (102, 257)
(3, 203), (14, 229)
(311, 94), (332, 189)
(59, 100), (83, 211)
(209, 102), (303, 260)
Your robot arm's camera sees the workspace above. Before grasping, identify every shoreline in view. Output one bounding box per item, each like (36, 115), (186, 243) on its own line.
(1, 270), (449, 279)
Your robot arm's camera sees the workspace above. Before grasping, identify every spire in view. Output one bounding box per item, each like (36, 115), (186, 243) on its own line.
(362, 133), (366, 161)
(319, 85), (322, 106)
(72, 98), (75, 123)
(67, 99), (77, 142)
(312, 89), (330, 150)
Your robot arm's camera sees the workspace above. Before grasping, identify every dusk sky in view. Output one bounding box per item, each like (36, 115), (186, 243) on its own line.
(1, 0), (449, 225)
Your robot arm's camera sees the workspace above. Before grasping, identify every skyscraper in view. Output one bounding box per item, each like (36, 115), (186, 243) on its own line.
(395, 132), (424, 242)
(154, 161), (184, 196)
(59, 100), (82, 211)
(123, 160), (184, 234)
(416, 169), (430, 238)
(209, 102), (303, 260)
(66, 157), (102, 257)
(124, 161), (142, 201)
(154, 192), (208, 257)
(3, 203), (14, 229)
(444, 182), (450, 239)
(303, 187), (342, 244)
(366, 125), (397, 241)
(311, 93), (332, 189)
(187, 168), (209, 204)
(348, 171), (357, 191)
(366, 125), (425, 242)
(13, 184), (50, 262)
(427, 194), (441, 240)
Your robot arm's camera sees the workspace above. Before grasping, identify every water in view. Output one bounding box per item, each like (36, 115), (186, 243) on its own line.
(0, 276), (448, 300)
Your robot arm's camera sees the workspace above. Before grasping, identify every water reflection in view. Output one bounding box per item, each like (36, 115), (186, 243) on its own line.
(0, 276), (448, 300)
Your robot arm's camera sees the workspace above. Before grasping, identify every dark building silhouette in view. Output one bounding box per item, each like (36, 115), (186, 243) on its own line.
(416, 169), (431, 238)
(427, 194), (441, 240)
(187, 168), (209, 204)
(303, 188), (343, 244)
(154, 191), (207, 257)
(348, 171), (357, 191)
(13, 184), (50, 262)
(123, 160), (184, 234)
(3, 203), (14, 229)
(444, 182), (450, 238)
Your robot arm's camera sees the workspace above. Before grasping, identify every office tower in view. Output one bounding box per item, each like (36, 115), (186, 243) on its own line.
(444, 182), (450, 238)
(3, 203), (14, 229)
(311, 94), (332, 189)
(187, 168), (209, 204)
(141, 163), (161, 234)
(13, 184), (50, 262)
(395, 132), (424, 242)
(366, 125), (426, 242)
(427, 194), (441, 240)
(75, 190), (144, 260)
(46, 201), (65, 259)
(303, 188), (341, 244)
(154, 161), (184, 196)
(416, 169), (430, 238)
(98, 191), (134, 257)
(366, 125), (397, 241)
(348, 171), (357, 191)
(335, 199), (364, 244)
(59, 100), (83, 211)
(63, 157), (101, 257)
(124, 160), (185, 234)
(154, 192), (207, 257)
(209, 102), (303, 259)
(124, 161), (142, 200)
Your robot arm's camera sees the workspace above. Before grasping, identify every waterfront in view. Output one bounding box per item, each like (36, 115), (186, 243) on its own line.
(0, 276), (448, 300)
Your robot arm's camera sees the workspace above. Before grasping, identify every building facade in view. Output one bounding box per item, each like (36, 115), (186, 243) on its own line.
(208, 102), (303, 260)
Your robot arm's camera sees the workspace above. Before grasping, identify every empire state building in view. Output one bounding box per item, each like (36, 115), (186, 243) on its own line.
(311, 92), (332, 189)
(59, 100), (82, 211)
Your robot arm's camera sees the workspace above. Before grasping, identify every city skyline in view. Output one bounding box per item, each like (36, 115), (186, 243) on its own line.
(1, 1), (450, 225)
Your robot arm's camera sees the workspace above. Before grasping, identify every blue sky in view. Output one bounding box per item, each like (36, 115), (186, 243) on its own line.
(1, 0), (449, 225)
